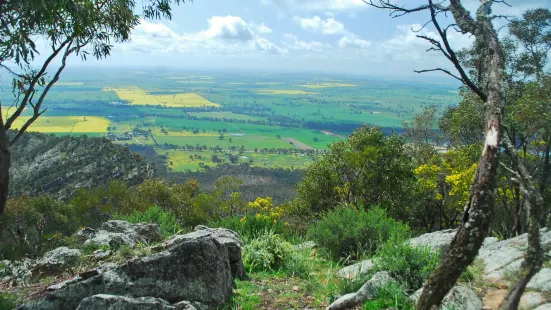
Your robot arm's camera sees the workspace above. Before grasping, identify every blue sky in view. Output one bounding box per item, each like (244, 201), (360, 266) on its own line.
(59, 0), (551, 76)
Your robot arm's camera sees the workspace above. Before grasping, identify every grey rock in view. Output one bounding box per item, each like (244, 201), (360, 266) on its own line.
(326, 271), (395, 310)
(77, 294), (174, 310)
(77, 220), (163, 249)
(408, 229), (457, 252)
(32, 247), (82, 277)
(193, 226), (245, 279)
(337, 259), (375, 280)
(527, 268), (551, 292)
(0, 258), (34, 286)
(411, 286), (482, 310)
(173, 301), (197, 310)
(534, 304), (551, 310)
(18, 230), (233, 310)
(521, 292), (546, 309)
(479, 228), (551, 282)
(92, 249), (112, 260)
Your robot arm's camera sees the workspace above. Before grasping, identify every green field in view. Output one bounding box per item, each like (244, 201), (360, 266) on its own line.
(0, 68), (460, 170)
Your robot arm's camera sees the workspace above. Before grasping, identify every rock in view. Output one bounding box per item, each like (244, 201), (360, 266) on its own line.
(479, 228), (551, 282)
(337, 259), (375, 280)
(18, 230), (234, 310)
(193, 226), (245, 279)
(520, 292), (546, 309)
(411, 286), (482, 310)
(408, 229), (457, 252)
(294, 241), (317, 251)
(76, 294), (175, 310)
(76, 220), (163, 249)
(173, 301), (197, 310)
(92, 249), (112, 260)
(534, 304), (551, 310)
(527, 268), (551, 292)
(292, 286), (300, 291)
(0, 258), (34, 286)
(31, 247), (82, 277)
(326, 271), (395, 310)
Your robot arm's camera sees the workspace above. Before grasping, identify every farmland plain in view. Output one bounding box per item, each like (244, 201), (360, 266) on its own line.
(0, 68), (460, 171)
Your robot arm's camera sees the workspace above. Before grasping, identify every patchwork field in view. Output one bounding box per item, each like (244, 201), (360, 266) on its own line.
(10, 116), (109, 133)
(103, 87), (220, 107)
(13, 68), (460, 170)
(298, 83), (357, 88)
(256, 90), (317, 95)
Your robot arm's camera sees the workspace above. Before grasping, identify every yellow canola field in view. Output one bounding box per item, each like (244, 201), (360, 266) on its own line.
(257, 89), (317, 95)
(298, 83), (357, 88)
(9, 116), (109, 133)
(104, 87), (220, 108)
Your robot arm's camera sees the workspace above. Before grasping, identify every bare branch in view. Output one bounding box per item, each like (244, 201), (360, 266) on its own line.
(4, 37), (72, 130)
(429, 0), (488, 101)
(9, 41), (72, 146)
(362, 0), (448, 18)
(414, 68), (464, 82)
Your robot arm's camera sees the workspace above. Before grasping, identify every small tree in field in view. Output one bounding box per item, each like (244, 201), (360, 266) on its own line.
(0, 0), (189, 215)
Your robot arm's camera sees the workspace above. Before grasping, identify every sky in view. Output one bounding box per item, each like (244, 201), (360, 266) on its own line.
(38, 0), (551, 76)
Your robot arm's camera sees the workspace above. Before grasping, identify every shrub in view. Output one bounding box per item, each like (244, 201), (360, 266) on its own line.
(243, 230), (293, 272)
(0, 292), (17, 310)
(373, 236), (439, 290)
(308, 205), (409, 260)
(114, 205), (181, 238)
(363, 282), (413, 310)
(283, 249), (312, 279)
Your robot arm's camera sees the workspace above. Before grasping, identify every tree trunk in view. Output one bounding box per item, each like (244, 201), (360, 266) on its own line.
(0, 119), (10, 215)
(415, 4), (505, 309)
(499, 138), (544, 310)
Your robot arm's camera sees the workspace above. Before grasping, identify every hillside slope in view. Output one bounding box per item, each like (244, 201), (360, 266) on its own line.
(9, 131), (153, 199)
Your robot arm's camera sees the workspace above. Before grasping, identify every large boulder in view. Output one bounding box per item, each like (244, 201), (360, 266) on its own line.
(76, 220), (163, 249)
(326, 271), (395, 310)
(31, 247), (82, 277)
(478, 228), (551, 282)
(408, 229), (457, 252)
(76, 295), (179, 310)
(411, 286), (482, 310)
(18, 230), (234, 310)
(194, 225), (245, 279)
(527, 268), (551, 292)
(337, 259), (375, 280)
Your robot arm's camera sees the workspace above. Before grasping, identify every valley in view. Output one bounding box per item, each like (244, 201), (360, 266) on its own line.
(0, 68), (459, 172)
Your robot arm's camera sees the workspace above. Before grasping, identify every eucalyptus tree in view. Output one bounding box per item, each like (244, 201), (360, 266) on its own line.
(0, 0), (189, 214)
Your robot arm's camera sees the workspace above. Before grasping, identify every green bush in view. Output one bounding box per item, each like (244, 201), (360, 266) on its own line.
(243, 230), (293, 272)
(308, 205), (409, 260)
(283, 249), (312, 279)
(114, 205), (181, 238)
(363, 282), (413, 310)
(0, 292), (17, 310)
(373, 236), (439, 290)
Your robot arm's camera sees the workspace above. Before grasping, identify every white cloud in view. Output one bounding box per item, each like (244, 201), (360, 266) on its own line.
(261, 0), (366, 12)
(255, 23), (273, 34)
(283, 33), (331, 52)
(293, 16), (346, 35)
(338, 34), (371, 49)
(203, 16), (254, 41)
(120, 17), (286, 56)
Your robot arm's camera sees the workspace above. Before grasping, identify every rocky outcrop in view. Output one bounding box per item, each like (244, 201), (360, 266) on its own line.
(326, 272), (395, 310)
(411, 286), (482, 310)
(31, 247), (82, 277)
(338, 228), (551, 283)
(77, 220), (163, 248)
(76, 295), (183, 310)
(0, 258), (34, 286)
(18, 226), (243, 310)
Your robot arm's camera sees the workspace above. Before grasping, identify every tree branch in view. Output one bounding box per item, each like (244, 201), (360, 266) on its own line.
(414, 68), (464, 82)
(363, 0), (448, 18)
(9, 41), (72, 146)
(4, 37), (72, 130)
